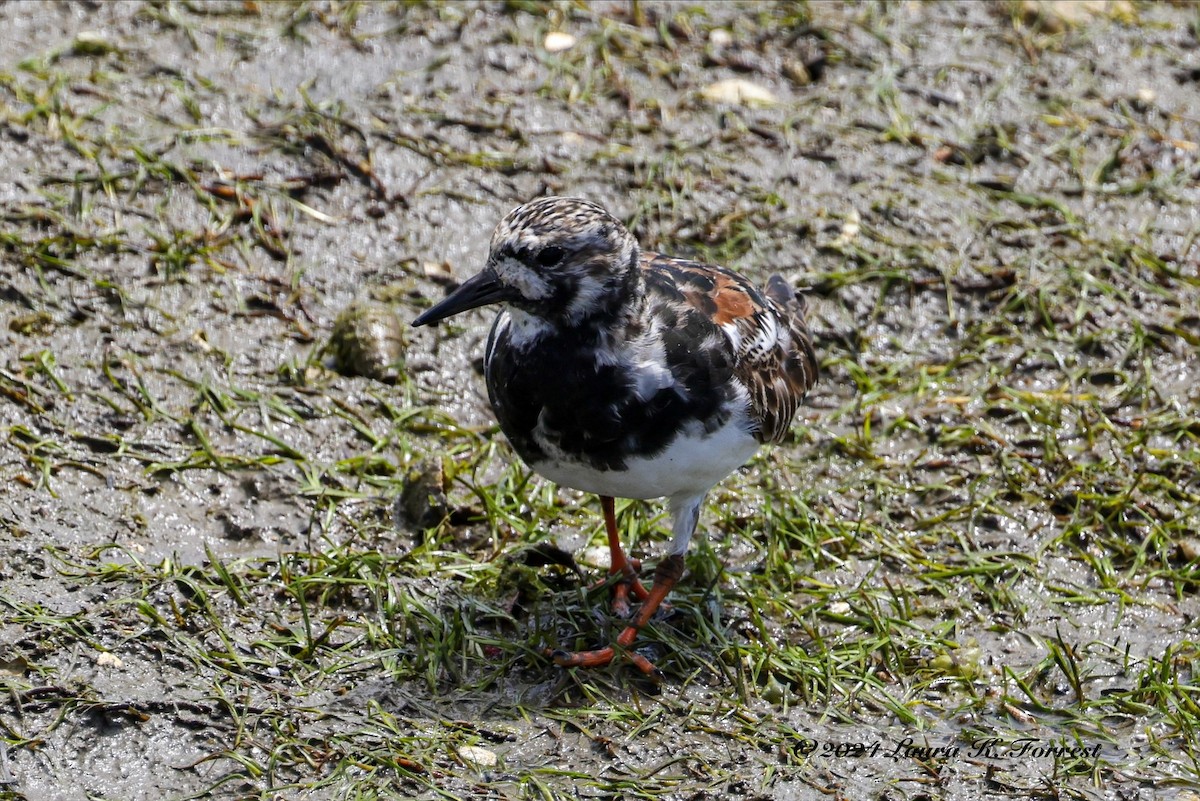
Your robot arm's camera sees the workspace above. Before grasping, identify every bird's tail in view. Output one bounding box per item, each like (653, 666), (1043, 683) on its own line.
(765, 274), (808, 318)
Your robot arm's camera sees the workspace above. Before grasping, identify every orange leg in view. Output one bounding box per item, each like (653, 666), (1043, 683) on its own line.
(595, 495), (650, 616)
(547, 554), (685, 676)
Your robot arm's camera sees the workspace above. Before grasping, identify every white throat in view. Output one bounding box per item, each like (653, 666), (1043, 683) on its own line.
(506, 308), (553, 347)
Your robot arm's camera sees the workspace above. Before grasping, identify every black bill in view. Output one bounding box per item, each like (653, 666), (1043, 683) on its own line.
(411, 268), (511, 327)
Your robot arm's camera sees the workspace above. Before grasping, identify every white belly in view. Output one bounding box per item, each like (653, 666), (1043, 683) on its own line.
(530, 416), (760, 501)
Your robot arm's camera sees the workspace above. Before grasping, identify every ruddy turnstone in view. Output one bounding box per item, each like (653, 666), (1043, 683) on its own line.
(413, 196), (818, 675)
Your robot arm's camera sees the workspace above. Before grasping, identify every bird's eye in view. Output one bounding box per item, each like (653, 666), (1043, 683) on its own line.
(535, 246), (564, 267)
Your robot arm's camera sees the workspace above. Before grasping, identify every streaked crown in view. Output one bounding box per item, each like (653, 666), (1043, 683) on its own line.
(488, 197), (640, 323)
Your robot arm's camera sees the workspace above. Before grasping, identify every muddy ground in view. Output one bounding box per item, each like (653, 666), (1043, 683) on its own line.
(2, 1), (1200, 800)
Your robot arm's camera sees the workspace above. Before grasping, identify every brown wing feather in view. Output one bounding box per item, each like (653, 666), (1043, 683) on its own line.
(748, 275), (819, 443)
(646, 256), (818, 444)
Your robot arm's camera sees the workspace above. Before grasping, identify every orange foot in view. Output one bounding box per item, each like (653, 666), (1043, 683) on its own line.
(589, 555), (649, 618)
(546, 553), (685, 677)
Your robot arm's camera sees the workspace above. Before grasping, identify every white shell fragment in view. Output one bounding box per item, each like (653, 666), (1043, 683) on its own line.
(544, 32), (576, 53)
(97, 652), (124, 668)
(709, 28), (733, 47)
(457, 745), (499, 768)
(832, 208), (862, 248)
(701, 79), (777, 106)
(72, 31), (117, 55)
(422, 260), (454, 282)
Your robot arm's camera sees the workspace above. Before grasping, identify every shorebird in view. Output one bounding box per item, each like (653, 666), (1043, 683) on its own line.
(413, 196), (818, 675)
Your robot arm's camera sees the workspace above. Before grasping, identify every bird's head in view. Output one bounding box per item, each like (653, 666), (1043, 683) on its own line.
(412, 197), (640, 328)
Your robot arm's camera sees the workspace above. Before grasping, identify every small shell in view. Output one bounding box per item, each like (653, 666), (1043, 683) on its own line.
(1178, 537), (1200, 562)
(422, 260), (454, 284)
(827, 600), (851, 616)
(397, 459), (449, 530)
(72, 31), (118, 56)
(1018, 0), (1134, 32)
(329, 303), (406, 382)
(456, 745), (498, 768)
(701, 79), (777, 106)
(96, 652), (124, 669)
(782, 59), (812, 86)
(544, 32), (576, 53)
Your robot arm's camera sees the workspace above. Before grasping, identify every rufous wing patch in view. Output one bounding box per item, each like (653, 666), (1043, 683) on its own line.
(711, 273), (755, 325)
